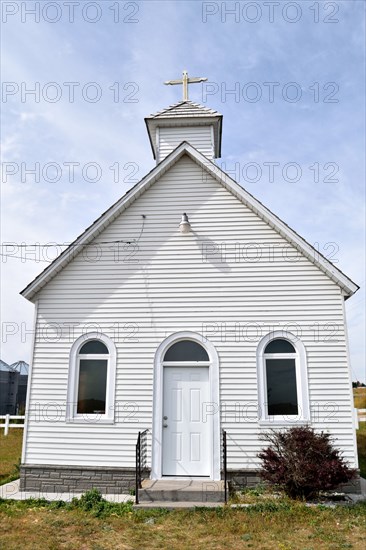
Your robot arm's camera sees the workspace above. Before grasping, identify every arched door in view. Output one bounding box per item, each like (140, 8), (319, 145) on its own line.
(162, 339), (211, 476)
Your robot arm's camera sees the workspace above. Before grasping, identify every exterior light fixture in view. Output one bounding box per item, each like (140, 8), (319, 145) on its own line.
(179, 213), (191, 234)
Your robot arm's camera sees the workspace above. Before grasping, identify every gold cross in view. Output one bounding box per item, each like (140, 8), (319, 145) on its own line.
(164, 70), (208, 101)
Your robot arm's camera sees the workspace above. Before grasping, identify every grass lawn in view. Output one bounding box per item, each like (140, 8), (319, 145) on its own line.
(0, 417), (365, 549)
(0, 497), (365, 550)
(354, 388), (366, 478)
(0, 429), (23, 484)
(354, 388), (366, 410)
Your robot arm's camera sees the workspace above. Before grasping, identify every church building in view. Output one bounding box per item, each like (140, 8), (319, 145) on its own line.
(19, 73), (360, 500)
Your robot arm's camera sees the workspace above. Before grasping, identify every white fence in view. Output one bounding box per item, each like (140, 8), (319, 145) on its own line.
(0, 415), (25, 436)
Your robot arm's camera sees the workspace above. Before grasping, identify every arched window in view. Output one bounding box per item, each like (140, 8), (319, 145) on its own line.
(163, 340), (210, 362)
(264, 339), (298, 416)
(77, 340), (109, 414)
(257, 332), (310, 423)
(67, 333), (116, 423)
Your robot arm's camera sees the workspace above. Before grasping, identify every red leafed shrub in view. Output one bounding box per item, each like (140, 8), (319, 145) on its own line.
(258, 426), (357, 499)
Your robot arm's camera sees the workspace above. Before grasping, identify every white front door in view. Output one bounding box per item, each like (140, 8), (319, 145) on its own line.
(162, 367), (210, 476)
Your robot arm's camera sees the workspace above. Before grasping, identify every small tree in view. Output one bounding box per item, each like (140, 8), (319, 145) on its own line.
(258, 426), (357, 499)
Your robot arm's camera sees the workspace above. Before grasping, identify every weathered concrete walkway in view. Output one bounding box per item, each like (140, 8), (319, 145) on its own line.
(0, 479), (133, 503)
(0, 479), (223, 508)
(1, 478), (365, 509)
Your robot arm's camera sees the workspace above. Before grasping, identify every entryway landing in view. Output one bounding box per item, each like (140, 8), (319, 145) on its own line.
(139, 479), (225, 503)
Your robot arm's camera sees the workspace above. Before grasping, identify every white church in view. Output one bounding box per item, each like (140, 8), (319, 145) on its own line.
(20, 73), (360, 501)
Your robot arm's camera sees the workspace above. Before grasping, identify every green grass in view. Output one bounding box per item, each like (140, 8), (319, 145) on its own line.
(0, 424), (365, 548)
(0, 495), (365, 549)
(354, 388), (366, 479)
(0, 429), (23, 485)
(354, 388), (366, 410)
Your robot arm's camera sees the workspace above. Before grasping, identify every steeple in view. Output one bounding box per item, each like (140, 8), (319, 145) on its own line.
(145, 72), (222, 164)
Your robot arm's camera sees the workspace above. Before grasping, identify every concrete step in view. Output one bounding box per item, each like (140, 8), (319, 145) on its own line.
(139, 479), (225, 503)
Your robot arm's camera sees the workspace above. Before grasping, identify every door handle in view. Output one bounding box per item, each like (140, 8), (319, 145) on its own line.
(163, 424), (168, 428)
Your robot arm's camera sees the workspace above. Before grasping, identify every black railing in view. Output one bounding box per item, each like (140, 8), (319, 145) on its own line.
(135, 429), (148, 504)
(222, 429), (228, 503)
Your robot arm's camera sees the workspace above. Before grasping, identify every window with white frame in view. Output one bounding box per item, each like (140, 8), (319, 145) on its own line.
(163, 339), (210, 362)
(67, 333), (116, 423)
(257, 332), (310, 423)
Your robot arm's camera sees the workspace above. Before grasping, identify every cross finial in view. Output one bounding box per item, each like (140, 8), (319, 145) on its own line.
(164, 70), (208, 101)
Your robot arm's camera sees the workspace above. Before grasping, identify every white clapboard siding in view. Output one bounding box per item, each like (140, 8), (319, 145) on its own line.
(158, 126), (214, 161)
(24, 154), (357, 469)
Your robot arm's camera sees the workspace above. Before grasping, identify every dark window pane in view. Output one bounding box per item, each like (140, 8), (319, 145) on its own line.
(266, 358), (298, 415)
(79, 340), (108, 354)
(264, 339), (295, 354)
(77, 359), (107, 414)
(164, 340), (209, 362)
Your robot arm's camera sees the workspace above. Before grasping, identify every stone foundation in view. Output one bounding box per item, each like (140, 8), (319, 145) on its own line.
(19, 465), (362, 496)
(226, 469), (262, 491)
(20, 464), (150, 495)
(336, 477), (362, 495)
(226, 469), (362, 495)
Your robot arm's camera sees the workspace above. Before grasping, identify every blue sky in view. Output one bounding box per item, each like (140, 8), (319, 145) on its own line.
(1, 0), (365, 381)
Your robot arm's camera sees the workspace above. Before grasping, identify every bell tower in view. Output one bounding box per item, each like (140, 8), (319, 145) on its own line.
(145, 71), (223, 164)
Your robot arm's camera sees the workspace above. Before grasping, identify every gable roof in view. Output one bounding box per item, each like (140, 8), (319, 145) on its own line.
(21, 142), (359, 302)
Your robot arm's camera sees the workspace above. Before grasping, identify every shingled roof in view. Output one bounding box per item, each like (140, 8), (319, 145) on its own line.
(147, 100), (222, 119)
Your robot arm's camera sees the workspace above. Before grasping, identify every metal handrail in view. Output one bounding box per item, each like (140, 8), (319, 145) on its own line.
(222, 429), (228, 503)
(135, 428), (148, 504)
